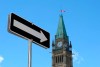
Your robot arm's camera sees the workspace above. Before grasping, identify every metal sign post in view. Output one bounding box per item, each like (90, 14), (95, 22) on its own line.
(28, 39), (32, 67)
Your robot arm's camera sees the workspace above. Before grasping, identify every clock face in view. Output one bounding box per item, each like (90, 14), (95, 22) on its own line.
(57, 42), (62, 47)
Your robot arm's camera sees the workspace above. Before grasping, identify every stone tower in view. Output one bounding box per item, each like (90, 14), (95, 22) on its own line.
(52, 14), (73, 67)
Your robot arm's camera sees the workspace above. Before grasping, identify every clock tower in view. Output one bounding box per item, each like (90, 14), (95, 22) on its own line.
(52, 14), (73, 67)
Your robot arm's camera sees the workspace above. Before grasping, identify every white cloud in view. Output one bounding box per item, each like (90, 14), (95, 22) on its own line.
(72, 49), (84, 64)
(0, 56), (4, 63)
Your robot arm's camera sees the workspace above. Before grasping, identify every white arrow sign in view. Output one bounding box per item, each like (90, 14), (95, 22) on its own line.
(14, 20), (47, 42)
(8, 13), (50, 48)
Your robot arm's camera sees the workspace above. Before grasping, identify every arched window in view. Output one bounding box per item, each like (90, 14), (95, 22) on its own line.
(58, 56), (60, 63)
(60, 55), (61, 63)
(62, 55), (63, 62)
(56, 56), (57, 63)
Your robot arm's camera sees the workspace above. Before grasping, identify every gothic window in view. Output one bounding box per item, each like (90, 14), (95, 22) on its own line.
(56, 56), (57, 63)
(62, 55), (63, 62)
(58, 56), (60, 63)
(57, 56), (58, 63)
(61, 55), (62, 63)
(58, 56), (59, 63)
(56, 56), (58, 63)
(60, 55), (61, 63)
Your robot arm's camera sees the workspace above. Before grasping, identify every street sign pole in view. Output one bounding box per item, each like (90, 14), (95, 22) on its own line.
(28, 39), (32, 67)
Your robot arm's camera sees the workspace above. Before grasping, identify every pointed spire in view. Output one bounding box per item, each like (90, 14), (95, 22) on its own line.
(56, 14), (67, 39)
(52, 40), (55, 47)
(69, 41), (72, 48)
(69, 41), (72, 52)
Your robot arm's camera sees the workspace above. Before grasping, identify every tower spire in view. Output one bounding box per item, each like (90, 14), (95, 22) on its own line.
(52, 13), (73, 67)
(56, 14), (67, 39)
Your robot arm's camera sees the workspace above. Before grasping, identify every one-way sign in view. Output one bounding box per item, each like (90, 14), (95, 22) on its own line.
(8, 13), (50, 48)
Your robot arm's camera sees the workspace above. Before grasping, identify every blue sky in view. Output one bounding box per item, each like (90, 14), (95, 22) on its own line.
(0, 0), (100, 67)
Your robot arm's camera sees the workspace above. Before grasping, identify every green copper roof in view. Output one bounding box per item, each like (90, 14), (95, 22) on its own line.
(56, 14), (67, 39)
